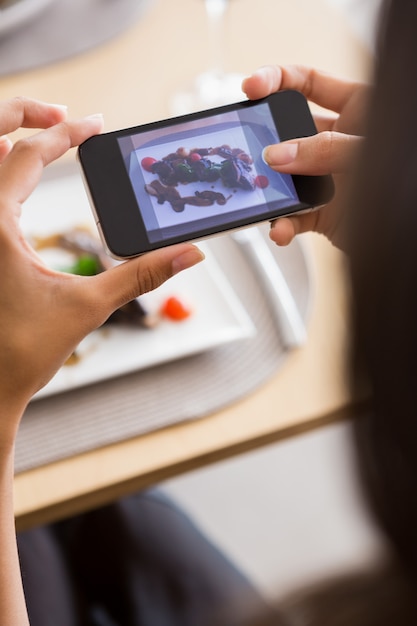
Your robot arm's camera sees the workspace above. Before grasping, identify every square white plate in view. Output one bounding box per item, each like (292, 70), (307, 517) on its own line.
(21, 167), (256, 400)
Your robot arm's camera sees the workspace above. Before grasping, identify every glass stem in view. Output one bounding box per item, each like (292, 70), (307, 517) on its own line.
(204, 0), (229, 76)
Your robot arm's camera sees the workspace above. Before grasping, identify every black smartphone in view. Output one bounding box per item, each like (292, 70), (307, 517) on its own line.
(78, 90), (334, 259)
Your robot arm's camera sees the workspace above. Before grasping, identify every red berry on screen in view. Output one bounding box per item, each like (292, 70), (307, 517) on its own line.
(255, 175), (269, 188)
(141, 157), (157, 172)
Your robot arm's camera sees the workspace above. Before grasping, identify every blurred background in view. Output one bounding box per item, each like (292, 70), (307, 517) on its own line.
(0, 0), (376, 128)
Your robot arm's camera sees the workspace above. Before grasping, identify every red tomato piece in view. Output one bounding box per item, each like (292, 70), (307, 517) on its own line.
(141, 156), (157, 172)
(160, 296), (192, 321)
(190, 152), (202, 161)
(255, 175), (269, 188)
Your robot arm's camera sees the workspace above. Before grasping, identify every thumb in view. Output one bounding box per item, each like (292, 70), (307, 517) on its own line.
(88, 243), (205, 318)
(263, 131), (362, 175)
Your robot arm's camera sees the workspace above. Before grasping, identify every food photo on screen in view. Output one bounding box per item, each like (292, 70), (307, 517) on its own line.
(117, 106), (300, 244)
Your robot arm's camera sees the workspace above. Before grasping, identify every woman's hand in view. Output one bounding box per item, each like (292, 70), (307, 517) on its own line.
(242, 65), (370, 248)
(0, 98), (204, 427)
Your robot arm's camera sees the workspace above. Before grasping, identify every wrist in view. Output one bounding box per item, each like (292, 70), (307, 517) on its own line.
(0, 392), (29, 454)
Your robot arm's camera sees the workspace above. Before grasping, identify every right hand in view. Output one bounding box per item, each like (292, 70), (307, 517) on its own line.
(242, 65), (370, 249)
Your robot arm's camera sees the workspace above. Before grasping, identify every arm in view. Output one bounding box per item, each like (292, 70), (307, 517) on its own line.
(0, 411), (30, 626)
(242, 65), (370, 248)
(0, 97), (204, 623)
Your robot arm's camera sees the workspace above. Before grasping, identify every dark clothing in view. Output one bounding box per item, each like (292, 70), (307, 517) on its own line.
(18, 489), (275, 626)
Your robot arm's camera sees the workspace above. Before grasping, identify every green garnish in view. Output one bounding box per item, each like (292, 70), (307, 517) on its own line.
(64, 254), (101, 276)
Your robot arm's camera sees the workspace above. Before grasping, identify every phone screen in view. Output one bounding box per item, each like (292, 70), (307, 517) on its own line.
(78, 91), (334, 258)
(116, 101), (299, 246)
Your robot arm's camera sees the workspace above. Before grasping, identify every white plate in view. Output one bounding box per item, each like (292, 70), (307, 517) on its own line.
(21, 167), (256, 400)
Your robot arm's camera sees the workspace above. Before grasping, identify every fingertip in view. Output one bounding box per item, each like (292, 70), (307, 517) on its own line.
(84, 113), (104, 121)
(0, 134), (13, 161)
(45, 103), (68, 126)
(83, 113), (105, 134)
(241, 76), (250, 96)
(269, 218), (296, 246)
(172, 245), (205, 275)
(261, 146), (271, 165)
(263, 142), (298, 167)
(50, 103), (68, 114)
(242, 66), (271, 99)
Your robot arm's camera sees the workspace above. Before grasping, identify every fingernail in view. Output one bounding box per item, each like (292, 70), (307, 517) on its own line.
(50, 103), (68, 111)
(262, 142), (298, 166)
(253, 66), (270, 81)
(242, 67), (269, 93)
(0, 135), (12, 149)
(85, 113), (104, 121)
(172, 247), (205, 275)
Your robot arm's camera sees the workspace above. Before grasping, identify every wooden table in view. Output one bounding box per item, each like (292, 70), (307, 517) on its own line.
(0, 0), (372, 531)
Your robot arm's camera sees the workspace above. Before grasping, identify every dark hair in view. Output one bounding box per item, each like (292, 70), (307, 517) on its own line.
(265, 564), (416, 626)
(281, 0), (417, 621)
(348, 0), (417, 580)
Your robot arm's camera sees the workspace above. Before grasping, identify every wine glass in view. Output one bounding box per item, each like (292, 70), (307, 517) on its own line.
(170, 0), (244, 114)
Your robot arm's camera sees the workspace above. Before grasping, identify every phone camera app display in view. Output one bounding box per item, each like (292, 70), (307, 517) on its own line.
(117, 103), (300, 244)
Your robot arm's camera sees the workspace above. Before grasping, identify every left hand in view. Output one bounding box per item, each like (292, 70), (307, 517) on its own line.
(0, 99), (204, 426)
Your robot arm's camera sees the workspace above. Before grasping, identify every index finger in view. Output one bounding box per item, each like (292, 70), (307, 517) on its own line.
(0, 97), (67, 136)
(242, 64), (366, 114)
(0, 115), (103, 209)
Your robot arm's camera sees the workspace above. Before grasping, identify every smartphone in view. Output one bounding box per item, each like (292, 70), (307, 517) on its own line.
(78, 90), (334, 259)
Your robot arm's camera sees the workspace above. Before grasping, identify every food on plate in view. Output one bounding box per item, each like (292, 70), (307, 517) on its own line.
(142, 144), (261, 213)
(160, 296), (192, 321)
(145, 179), (232, 213)
(33, 227), (159, 329)
(32, 226), (195, 365)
